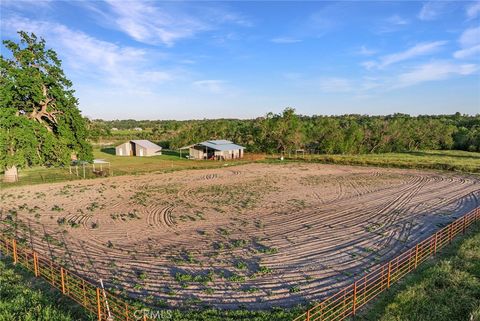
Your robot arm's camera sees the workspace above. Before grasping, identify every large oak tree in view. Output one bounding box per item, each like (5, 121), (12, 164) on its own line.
(0, 31), (92, 182)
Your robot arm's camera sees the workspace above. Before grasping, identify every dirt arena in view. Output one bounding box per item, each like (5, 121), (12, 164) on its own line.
(1, 163), (478, 309)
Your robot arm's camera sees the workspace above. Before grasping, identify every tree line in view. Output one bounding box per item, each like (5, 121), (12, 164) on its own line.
(1, 31), (478, 183)
(89, 109), (480, 154)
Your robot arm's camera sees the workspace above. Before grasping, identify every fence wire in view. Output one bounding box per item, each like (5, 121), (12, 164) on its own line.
(292, 206), (480, 321)
(0, 207), (478, 321)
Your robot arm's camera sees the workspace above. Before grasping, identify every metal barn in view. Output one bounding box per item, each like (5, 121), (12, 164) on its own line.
(115, 140), (162, 157)
(183, 140), (245, 160)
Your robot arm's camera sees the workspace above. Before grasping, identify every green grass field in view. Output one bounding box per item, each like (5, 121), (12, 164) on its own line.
(283, 150), (480, 173)
(356, 222), (480, 321)
(0, 259), (93, 321)
(0, 147), (263, 188)
(0, 256), (300, 321)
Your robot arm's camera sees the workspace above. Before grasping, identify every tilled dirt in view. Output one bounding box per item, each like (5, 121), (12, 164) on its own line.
(1, 163), (478, 309)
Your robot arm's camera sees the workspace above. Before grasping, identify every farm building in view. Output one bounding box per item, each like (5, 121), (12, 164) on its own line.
(115, 140), (162, 157)
(182, 140), (245, 160)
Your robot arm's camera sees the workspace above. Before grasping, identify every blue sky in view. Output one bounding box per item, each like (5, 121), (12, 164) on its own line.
(1, 0), (479, 120)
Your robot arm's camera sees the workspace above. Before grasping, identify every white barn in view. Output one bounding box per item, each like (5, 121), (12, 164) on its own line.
(184, 140), (245, 160)
(115, 140), (162, 157)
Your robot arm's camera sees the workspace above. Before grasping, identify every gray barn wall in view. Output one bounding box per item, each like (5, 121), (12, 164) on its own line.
(115, 142), (131, 156)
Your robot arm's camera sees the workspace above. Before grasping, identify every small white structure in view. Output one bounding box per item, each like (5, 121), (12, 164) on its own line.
(181, 140), (245, 160)
(133, 127), (143, 131)
(111, 128), (119, 131)
(115, 140), (162, 157)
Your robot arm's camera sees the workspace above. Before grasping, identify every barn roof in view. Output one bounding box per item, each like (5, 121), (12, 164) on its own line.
(197, 140), (245, 151)
(130, 140), (162, 151)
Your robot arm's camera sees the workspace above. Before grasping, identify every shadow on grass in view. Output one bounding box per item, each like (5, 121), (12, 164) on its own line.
(404, 150), (480, 160)
(100, 147), (116, 155)
(162, 149), (182, 157)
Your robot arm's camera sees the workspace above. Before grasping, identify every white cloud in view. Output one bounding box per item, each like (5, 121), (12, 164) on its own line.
(318, 78), (352, 93)
(396, 61), (478, 88)
(193, 80), (227, 94)
(459, 26), (480, 48)
(358, 45), (376, 56)
(386, 15), (409, 25)
(361, 61), (378, 70)
(107, 1), (206, 46)
(466, 1), (480, 19)
(271, 37), (302, 44)
(454, 26), (480, 59)
(82, 1), (251, 47)
(454, 44), (480, 59)
(1, 16), (176, 90)
(418, 1), (447, 21)
(376, 41), (447, 68)
(377, 14), (409, 33)
(1, 0), (52, 9)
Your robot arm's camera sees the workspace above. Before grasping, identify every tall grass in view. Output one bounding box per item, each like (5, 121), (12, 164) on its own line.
(0, 252), (301, 321)
(0, 258), (93, 321)
(277, 150), (480, 174)
(357, 223), (480, 321)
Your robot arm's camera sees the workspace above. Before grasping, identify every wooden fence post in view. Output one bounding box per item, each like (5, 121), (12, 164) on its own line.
(407, 248), (412, 272)
(33, 252), (39, 277)
(353, 280), (358, 316)
(83, 280), (87, 307)
(306, 309), (310, 321)
(61, 267), (66, 294)
(363, 275), (367, 303)
(449, 224), (453, 244)
(12, 239), (18, 264)
(414, 244), (419, 269)
(96, 288), (102, 321)
(387, 261), (392, 288)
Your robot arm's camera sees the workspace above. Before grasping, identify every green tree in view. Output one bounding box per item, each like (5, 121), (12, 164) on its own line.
(0, 31), (92, 182)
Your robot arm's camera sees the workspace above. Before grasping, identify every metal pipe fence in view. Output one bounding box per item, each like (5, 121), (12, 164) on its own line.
(0, 206), (478, 321)
(292, 206), (480, 321)
(0, 233), (153, 321)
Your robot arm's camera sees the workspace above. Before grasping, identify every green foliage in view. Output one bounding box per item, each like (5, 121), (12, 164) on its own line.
(357, 223), (480, 321)
(0, 259), (92, 320)
(293, 150), (480, 173)
(89, 111), (479, 154)
(0, 31), (92, 173)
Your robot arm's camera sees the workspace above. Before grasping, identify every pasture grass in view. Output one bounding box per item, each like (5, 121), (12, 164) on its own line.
(278, 150), (480, 173)
(356, 222), (480, 321)
(0, 253), (301, 321)
(0, 258), (93, 321)
(0, 147), (264, 188)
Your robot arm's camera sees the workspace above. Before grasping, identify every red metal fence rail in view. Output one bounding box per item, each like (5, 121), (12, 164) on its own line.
(0, 233), (154, 321)
(292, 206), (480, 321)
